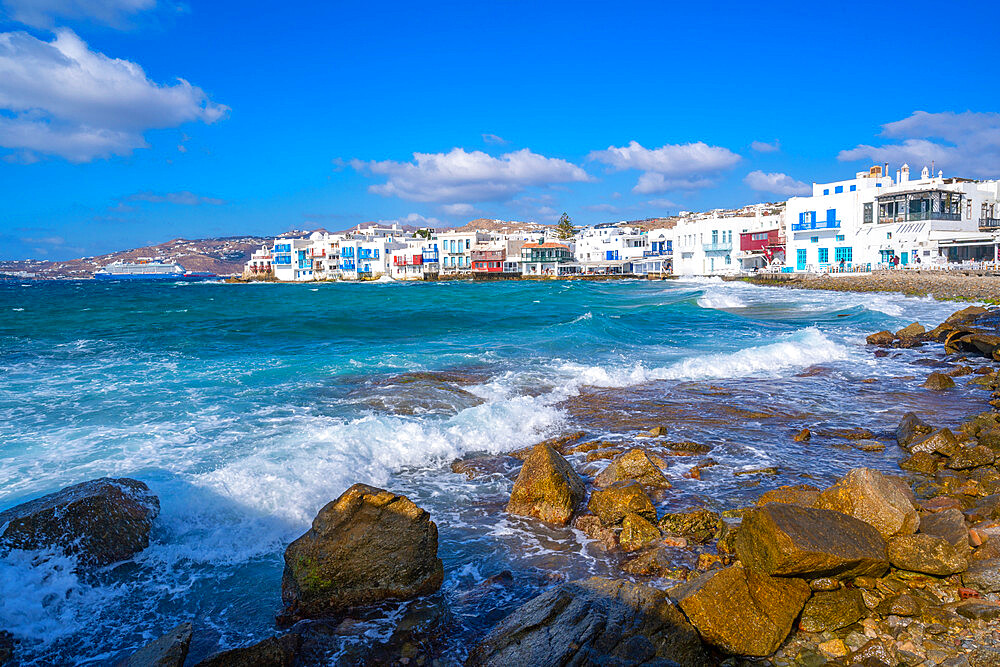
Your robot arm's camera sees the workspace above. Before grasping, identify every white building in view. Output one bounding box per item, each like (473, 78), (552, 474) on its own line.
(573, 224), (648, 274)
(271, 237), (316, 281)
(632, 227), (673, 276)
(435, 231), (489, 274)
(668, 207), (782, 276)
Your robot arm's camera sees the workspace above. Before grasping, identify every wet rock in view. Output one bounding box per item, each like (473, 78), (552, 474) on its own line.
(733, 466), (778, 476)
(899, 451), (941, 475)
(818, 638), (848, 659)
(450, 455), (517, 480)
(584, 448), (622, 462)
(645, 426), (668, 437)
(658, 509), (721, 544)
(949, 445), (996, 470)
(850, 439), (885, 452)
(956, 601), (1000, 621)
(510, 431), (587, 458)
(887, 534), (969, 576)
(922, 372), (956, 390)
(195, 634), (301, 667)
(897, 412), (934, 448)
(793, 428), (811, 442)
(670, 563), (810, 657)
(946, 306), (988, 325)
(876, 592), (922, 617)
(813, 468), (919, 539)
(467, 577), (709, 666)
(948, 365), (974, 377)
(571, 514), (618, 551)
(798, 589), (866, 632)
(0, 477), (159, 568)
(867, 331), (895, 347)
(919, 508), (970, 549)
(970, 647), (1000, 667)
(620, 513), (662, 552)
(587, 481), (656, 526)
(818, 427), (876, 440)
(847, 638), (897, 666)
(621, 545), (693, 578)
(962, 559), (1000, 593)
(280, 484), (443, 621)
(809, 577), (841, 591)
(896, 322), (926, 339)
(756, 484), (821, 507)
(506, 442), (586, 525)
(594, 448), (672, 489)
(662, 441), (711, 454)
(735, 503), (889, 579)
(980, 428), (1000, 452)
(116, 623), (192, 667)
(909, 428), (961, 456)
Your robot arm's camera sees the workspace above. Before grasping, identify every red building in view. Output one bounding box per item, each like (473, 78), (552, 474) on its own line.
(471, 243), (505, 273)
(739, 228), (785, 269)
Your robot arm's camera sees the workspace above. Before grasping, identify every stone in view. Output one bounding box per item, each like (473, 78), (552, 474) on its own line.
(116, 623), (192, 667)
(450, 455), (517, 480)
(946, 306), (988, 325)
(646, 426), (668, 437)
(621, 545), (692, 579)
(756, 484), (821, 507)
(813, 468), (919, 539)
(467, 577), (709, 666)
(897, 412), (934, 448)
(962, 559), (1000, 593)
(793, 429), (811, 442)
(506, 443), (586, 525)
(955, 601), (1000, 621)
(657, 508), (721, 543)
(620, 513), (662, 552)
(0, 477), (159, 568)
(899, 451), (940, 475)
(194, 634), (301, 667)
(851, 439), (885, 452)
(572, 514), (618, 551)
(896, 322), (926, 338)
(735, 503), (888, 579)
(949, 445), (996, 470)
(867, 331), (895, 346)
(280, 484), (443, 621)
(887, 534), (969, 576)
(847, 639), (897, 666)
(909, 428), (961, 456)
(918, 508), (969, 549)
(594, 448), (671, 489)
(798, 589), (867, 633)
(587, 481), (656, 526)
(585, 448), (621, 462)
(980, 428), (1000, 452)
(810, 577), (841, 591)
(670, 563), (810, 657)
(922, 372), (956, 390)
(970, 647), (1000, 667)
(877, 593), (921, 617)
(818, 638), (848, 659)
(733, 466), (779, 476)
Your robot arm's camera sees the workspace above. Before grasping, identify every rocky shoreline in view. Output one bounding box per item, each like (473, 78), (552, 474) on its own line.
(3, 308), (1000, 666)
(743, 270), (1000, 305)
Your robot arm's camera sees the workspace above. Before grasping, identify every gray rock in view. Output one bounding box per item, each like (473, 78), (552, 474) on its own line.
(195, 634), (301, 667)
(888, 534), (969, 576)
(116, 623), (192, 667)
(962, 559), (1000, 593)
(919, 508), (970, 549)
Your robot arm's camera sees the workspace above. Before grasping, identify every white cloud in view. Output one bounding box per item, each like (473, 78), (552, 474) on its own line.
(751, 140), (780, 153)
(646, 198), (678, 208)
(838, 111), (1000, 178)
(2, 0), (155, 28)
(584, 203), (619, 213)
(482, 133), (507, 145)
(441, 203), (476, 216)
(0, 29), (228, 162)
(126, 191), (226, 205)
(376, 213), (442, 227)
(743, 170), (811, 196)
(588, 140), (740, 194)
(352, 147), (590, 203)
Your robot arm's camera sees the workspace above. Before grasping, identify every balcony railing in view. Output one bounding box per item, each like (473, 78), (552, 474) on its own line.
(422, 254), (439, 262)
(792, 219), (840, 231)
(909, 211), (961, 222)
(702, 242), (733, 252)
(980, 218), (1000, 230)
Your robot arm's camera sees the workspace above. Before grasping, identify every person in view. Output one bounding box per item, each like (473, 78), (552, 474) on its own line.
(915, 253), (921, 265)
(839, 258), (846, 271)
(892, 255), (900, 269)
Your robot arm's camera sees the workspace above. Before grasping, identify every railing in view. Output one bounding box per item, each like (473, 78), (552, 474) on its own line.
(909, 211), (961, 222)
(702, 242), (733, 252)
(791, 220), (840, 231)
(422, 253), (439, 262)
(980, 218), (1000, 230)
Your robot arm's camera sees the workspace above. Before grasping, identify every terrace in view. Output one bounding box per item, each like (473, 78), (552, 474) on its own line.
(876, 190), (963, 224)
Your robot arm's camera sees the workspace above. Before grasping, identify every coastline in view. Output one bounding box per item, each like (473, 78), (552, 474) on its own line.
(743, 270), (1000, 305)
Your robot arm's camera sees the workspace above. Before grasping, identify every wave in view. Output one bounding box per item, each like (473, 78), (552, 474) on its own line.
(696, 292), (746, 309)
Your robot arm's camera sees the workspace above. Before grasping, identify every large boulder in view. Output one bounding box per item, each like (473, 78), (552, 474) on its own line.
(280, 484), (443, 621)
(587, 481), (656, 526)
(962, 559), (1000, 593)
(195, 634), (301, 667)
(813, 468), (919, 539)
(756, 484), (821, 508)
(887, 534), (969, 576)
(910, 428), (961, 456)
(918, 508), (970, 550)
(946, 306), (988, 325)
(670, 563), (810, 657)
(798, 589), (867, 633)
(467, 577), (709, 666)
(897, 412), (934, 448)
(658, 509), (721, 543)
(505, 443), (585, 525)
(0, 477), (159, 568)
(735, 503), (888, 579)
(116, 623), (192, 667)
(922, 372), (956, 390)
(620, 513), (662, 552)
(594, 449), (671, 489)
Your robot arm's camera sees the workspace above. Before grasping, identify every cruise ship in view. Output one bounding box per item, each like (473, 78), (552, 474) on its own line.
(94, 258), (217, 281)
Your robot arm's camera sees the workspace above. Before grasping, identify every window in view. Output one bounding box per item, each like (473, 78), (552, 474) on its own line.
(818, 248), (829, 263)
(863, 203), (873, 223)
(725, 255), (731, 265)
(850, 185), (857, 192)
(810, 236), (819, 243)
(823, 189), (829, 196)
(834, 186), (844, 194)
(835, 247), (853, 263)
(712, 230), (718, 244)
(836, 234), (845, 242)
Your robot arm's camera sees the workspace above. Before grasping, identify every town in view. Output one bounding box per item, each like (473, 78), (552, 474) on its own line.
(243, 163), (1000, 281)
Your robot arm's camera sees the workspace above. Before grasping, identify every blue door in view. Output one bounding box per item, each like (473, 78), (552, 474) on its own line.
(901, 252), (909, 265)
(796, 249), (807, 271)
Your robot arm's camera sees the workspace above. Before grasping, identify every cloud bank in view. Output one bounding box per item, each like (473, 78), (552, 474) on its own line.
(588, 140), (741, 193)
(744, 170), (811, 196)
(1, 0), (156, 28)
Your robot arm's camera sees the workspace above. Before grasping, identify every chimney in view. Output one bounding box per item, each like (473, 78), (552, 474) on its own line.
(901, 164), (910, 183)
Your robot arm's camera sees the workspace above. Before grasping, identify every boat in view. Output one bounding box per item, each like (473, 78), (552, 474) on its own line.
(93, 258), (217, 281)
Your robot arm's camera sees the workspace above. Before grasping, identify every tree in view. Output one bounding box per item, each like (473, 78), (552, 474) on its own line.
(556, 212), (574, 240)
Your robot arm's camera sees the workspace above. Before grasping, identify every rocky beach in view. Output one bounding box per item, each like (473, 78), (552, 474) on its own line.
(745, 270), (1000, 305)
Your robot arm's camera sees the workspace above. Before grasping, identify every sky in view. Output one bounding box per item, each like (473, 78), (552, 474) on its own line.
(2, 0), (1000, 260)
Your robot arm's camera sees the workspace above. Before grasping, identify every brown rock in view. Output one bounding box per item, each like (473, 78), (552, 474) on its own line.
(922, 372), (956, 390)
(670, 563), (810, 657)
(887, 533), (969, 576)
(646, 426), (668, 437)
(945, 306), (987, 325)
(895, 322), (926, 338)
(658, 508), (721, 543)
(735, 503), (889, 579)
(793, 429), (811, 442)
(587, 481), (656, 526)
(798, 589), (866, 632)
(919, 508), (970, 550)
(962, 558), (1000, 593)
(756, 484), (820, 507)
(506, 443), (586, 525)
(194, 634), (301, 667)
(620, 513), (662, 552)
(117, 623), (192, 667)
(813, 468), (919, 539)
(866, 331), (895, 347)
(897, 412), (934, 448)
(594, 448), (672, 489)
(909, 428), (961, 456)
(280, 484), (443, 620)
(949, 445), (996, 470)
(899, 451), (941, 475)
(571, 514), (618, 551)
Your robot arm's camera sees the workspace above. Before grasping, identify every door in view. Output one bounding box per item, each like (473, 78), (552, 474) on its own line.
(901, 252), (908, 265)
(796, 249), (807, 271)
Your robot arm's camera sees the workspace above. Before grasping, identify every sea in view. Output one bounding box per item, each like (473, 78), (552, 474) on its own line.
(0, 278), (985, 664)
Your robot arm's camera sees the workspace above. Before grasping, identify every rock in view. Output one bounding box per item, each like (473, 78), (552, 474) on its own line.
(657, 509), (721, 543)
(585, 448), (621, 462)
(896, 322), (926, 338)
(195, 634), (301, 667)
(847, 639), (897, 666)
(735, 503), (888, 579)
(970, 647), (1000, 667)
(662, 441), (712, 454)
(919, 508), (970, 549)
(948, 365), (974, 377)
(909, 428), (961, 456)
(467, 577), (709, 666)
(506, 443), (586, 525)
(809, 577), (840, 591)
(116, 623), (192, 667)
(946, 306), (988, 325)
(962, 559), (1000, 593)
(280, 484), (443, 620)
(646, 426), (668, 437)
(450, 455), (517, 480)
(877, 592), (922, 617)
(850, 439), (885, 452)
(949, 445), (996, 470)
(0, 477), (159, 568)
(587, 481), (656, 526)
(818, 638), (848, 659)
(897, 412), (934, 448)
(620, 513), (662, 552)
(813, 468), (919, 539)
(572, 514), (618, 551)
(798, 589), (866, 632)
(956, 601), (1000, 620)
(670, 563), (810, 657)
(980, 428), (1000, 452)
(899, 451), (940, 475)
(922, 372), (956, 390)
(733, 466), (778, 476)
(594, 449), (671, 489)
(866, 331), (895, 346)
(756, 484), (820, 507)
(887, 534), (969, 576)
(793, 429), (811, 442)
(621, 545), (692, 579)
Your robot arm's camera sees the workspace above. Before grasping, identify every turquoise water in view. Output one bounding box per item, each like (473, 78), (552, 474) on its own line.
(0, 278), (982, 664)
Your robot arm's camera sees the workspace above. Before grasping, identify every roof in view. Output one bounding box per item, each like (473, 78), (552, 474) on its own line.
(523, 242), (570, 249)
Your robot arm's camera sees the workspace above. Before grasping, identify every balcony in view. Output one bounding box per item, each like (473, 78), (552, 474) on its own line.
(702, 241), (733, 252)
(422, 253), (439, 262)
(791, 219), (840, 231)
(981, 218), (1000, 230)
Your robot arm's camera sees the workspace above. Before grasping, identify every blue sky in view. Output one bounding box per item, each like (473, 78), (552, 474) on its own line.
(2, 0), (1000, 260)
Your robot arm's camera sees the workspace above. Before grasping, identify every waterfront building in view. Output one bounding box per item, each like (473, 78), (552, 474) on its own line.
(632, 227), (673, 276)
(737, 227), (785, 272)
(519, 242), (577, 276)
(243, 245), (274, 278)
(668, 206), (781, 276)
(470, 241), (506, 274)
(436, 231), (489, 274)
(573, 224), (648, 274)
(272, 237), (316, 281)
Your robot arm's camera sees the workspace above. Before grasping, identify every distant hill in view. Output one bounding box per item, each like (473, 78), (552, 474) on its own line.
(451, 218), (552, 233)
